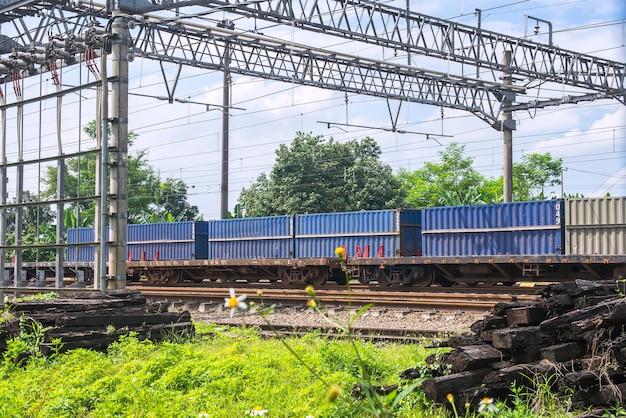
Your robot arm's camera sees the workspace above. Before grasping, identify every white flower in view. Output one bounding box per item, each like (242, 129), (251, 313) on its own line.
(247, 405), (268, 416)
(478, 397), (499, 413)
(224, 288), (248, 317)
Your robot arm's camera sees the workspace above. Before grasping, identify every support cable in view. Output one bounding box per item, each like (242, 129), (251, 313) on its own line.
(53, 58), (65, 288)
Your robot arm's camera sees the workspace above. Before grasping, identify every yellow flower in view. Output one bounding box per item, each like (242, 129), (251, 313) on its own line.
(326, 385), (342, 403)
(446, 393), (454, 403)
(334, 247), (345, 257)
(307, 299), (317, 308)
(305, 285), (315, 297)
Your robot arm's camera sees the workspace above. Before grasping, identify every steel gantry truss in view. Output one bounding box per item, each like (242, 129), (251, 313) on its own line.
(2, 0), (624, 101)
(132, 18), (513, 126)
(1, 0), (623, 118)
(0, 0), (624, 289)
(125, 0), (625, 100)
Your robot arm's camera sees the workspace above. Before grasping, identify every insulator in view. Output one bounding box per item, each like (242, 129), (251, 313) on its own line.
(56, 50), (71, 59)
(32, 46), (47, 55)
(31, 54), (50, 65)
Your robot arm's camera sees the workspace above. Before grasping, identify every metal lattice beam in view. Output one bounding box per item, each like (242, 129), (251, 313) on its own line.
(115, 0), (625, 97)
(1, 0), (623, 101)
(0, 13), (516, 127)
(132, 19), (512, 126)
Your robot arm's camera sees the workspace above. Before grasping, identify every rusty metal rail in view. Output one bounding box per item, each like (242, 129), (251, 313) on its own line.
(204, 321), (450, 343)
(134, 285), (541, 313)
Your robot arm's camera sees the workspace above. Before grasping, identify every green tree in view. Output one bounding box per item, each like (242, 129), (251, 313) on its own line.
(41, 121), (199, 224)
(397, 142), (490, 207)
(150, 178), (199, 222)
(512, 152), (563, 200)
(4, 191), (56, 262)
(238, 132), (405, 216)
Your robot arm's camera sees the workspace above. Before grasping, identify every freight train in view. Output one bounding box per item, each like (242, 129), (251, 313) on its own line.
(26, 197), (626, 287)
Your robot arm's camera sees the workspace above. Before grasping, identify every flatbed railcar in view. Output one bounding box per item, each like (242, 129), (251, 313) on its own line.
(8, 252), (626, 287)
(7, 197), (626, 287)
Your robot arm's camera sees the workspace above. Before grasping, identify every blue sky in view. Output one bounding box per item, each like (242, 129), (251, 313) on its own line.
(1, 0), (625, 219)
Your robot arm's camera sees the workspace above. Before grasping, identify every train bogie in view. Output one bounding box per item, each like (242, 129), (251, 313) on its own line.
(277, 266), (328, 285)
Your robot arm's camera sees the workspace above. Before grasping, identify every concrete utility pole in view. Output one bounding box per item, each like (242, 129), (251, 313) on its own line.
(502, 50), (514, 203)
(220, 36), (231, 219)
(108, 11), (130, 289)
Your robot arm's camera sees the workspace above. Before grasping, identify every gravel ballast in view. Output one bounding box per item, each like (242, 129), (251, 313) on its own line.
(191, 304), (489, 335)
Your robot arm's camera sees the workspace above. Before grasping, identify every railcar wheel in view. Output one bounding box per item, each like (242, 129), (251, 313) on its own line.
(308, 268), (327, 286)
(146, 272), (157, 284)
(146, 270), (168, 284)
(411, 267), (434, 287)
(166, 270), (182, 284)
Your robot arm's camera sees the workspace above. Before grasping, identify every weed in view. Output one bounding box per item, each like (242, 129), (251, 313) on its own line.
(15, 292), (59, 302)
(616, 280), (626, 297)
(240, 246), (423, 417)
(0, 306), (14, 326)
(3, 316), (55, 365)
(603, 403), (626, 417)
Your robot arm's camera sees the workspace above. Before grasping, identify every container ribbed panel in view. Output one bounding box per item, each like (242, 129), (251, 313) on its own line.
(565, 197), (626, 255)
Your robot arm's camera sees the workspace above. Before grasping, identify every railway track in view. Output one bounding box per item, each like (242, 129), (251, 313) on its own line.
(132, 284), (541, 312)
(203, 321), (449, 343)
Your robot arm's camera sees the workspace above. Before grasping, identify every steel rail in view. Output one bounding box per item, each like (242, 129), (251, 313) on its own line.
(135, 285), (540, 312)
(204, 321), (451, 342)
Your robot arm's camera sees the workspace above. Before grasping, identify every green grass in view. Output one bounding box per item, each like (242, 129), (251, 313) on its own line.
(0, 321), (586, 417)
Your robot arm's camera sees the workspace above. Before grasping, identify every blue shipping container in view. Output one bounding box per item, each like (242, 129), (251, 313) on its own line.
(66, 227), (97, 262)
(422, 199), (564, 256)
(210, 216), (294, 259)
(127, 221), (209, 260)
(66, 221), (210, 262)
(295, 209), (422, 258)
